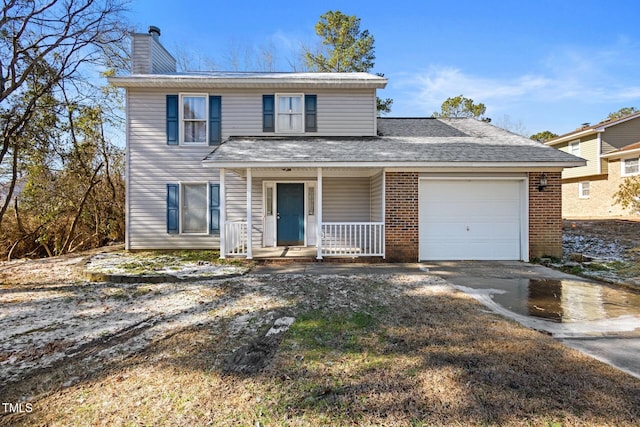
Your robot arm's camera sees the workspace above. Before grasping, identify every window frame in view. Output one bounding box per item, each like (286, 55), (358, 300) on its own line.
(621, 157), (639, 176)
(179, 93), (209, 145)
(568, 140), (581, 157)
(275, 93), (305, 133)
(180, 182), (209, 235)
(578, 181), (590, 199)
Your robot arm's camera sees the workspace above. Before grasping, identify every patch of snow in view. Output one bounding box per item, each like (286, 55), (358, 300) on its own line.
(85, 252), (248, 278)
(266, 317), (295, 336)
(562, 234), (627, 261)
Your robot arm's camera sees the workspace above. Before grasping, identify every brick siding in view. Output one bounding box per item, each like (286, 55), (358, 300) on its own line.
(529, 171), (563, 258)
(384, 172), (419, 262)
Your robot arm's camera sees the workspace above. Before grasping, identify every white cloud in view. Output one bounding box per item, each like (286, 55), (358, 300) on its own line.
(393, 52), (640, 119)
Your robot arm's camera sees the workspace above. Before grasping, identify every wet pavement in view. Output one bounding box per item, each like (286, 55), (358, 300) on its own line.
(425, 261), (640, 379)
(451, 276), (640, 324)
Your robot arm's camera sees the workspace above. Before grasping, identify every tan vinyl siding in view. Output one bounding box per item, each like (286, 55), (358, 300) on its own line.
(224, 89), (376, 136)
(222, 171), (264, 248)
(601, 118), (640, 150)
(601, 140), (617, 156)
(323, 177), (371, 221)
(150, 38), (176, 73)
(559, 134), (599, 179)
(370, 172), (384, 222)
(315, 91), (376, 136)
(126, 86), (378, 249)
(127, 89), (222, 249)
(129, 88), (376, 139)
(131, 34), (151, 74)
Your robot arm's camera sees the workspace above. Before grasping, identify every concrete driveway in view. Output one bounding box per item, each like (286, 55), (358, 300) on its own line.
(424, 261), (640, 380)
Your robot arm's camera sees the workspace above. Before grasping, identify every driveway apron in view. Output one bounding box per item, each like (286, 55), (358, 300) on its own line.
(424, 261), (640, 380)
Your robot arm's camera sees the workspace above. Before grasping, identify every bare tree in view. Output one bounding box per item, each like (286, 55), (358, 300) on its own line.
(173, 45), (218, 72)
(0, 0), (129, 228)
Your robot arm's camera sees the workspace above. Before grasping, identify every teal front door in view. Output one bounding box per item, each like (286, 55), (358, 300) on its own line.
(277, 183), (304, 246)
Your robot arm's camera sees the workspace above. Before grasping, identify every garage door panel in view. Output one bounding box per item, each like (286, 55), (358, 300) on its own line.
(419, 180), (524, 260)
(429, 239), (521, 260)
(422, 221), (520, 240)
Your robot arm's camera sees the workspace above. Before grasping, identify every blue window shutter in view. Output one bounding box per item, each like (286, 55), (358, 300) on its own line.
(209, 184), (220, 233)
(166, 95), (179, 145)
(263, 95), (274, 132)
(305, 94), (317, 132)
(167, 184), (179, 233)
(209, 96), (221, 145)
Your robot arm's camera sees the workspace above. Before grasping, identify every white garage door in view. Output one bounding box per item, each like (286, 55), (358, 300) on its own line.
(419, 179), (525, 260)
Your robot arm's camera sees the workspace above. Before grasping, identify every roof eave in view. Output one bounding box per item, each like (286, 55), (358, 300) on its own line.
(545, 128), (602, 146)
(601, 147), (640, 159)
(107, 76), (388, 89)
(201, 160), (586, 169)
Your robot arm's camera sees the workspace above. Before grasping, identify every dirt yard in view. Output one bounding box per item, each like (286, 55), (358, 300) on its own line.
(1, 250), (639, 426)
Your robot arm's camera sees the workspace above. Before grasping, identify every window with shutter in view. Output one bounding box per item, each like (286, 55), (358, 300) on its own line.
(166, 184), (179, 233)
(166, 95), (179, 145)
(263, 95), (275, 132)
(209, 184), (220, 233)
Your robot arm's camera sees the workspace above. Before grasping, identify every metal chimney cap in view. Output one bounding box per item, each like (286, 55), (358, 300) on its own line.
(148, 26), (161, 37)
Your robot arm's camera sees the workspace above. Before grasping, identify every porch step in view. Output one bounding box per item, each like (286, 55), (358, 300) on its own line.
(254, 257), (317, 264)
(254, 256), (386, 265)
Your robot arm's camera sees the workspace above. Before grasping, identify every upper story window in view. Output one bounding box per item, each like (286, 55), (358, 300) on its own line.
(263, 94), (316, 133)
(622, 157), (639, 176)
(166, 94), (221, 146)
(568, 140), (580, 156)
(277, 94), (303, 133)
(181, 94), (208, 144)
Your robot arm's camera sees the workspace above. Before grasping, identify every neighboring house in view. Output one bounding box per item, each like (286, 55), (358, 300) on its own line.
(108, 27), (584, 262)
(545, 112), (640, 218)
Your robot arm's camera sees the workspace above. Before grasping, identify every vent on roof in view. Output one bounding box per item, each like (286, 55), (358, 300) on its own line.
(148, 25), (161, 38)
(581, 122), (590, 128)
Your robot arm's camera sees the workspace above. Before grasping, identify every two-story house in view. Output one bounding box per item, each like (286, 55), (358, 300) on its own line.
(545, 112), (640, 218)
(109, 27), (584, 262)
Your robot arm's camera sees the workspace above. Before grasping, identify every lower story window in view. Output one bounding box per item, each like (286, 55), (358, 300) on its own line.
(579, 181), (590, 199)
(623, 158), (639, 176)
(182, 183), (208, 233)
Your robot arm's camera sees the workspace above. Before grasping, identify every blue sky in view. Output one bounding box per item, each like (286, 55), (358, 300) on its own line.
(126, 0), (640, 136)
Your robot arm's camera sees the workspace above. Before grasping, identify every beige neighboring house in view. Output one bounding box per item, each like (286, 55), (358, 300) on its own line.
(545, 112), (640, 218)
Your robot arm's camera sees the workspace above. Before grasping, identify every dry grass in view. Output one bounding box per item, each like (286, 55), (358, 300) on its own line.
(1, 266), (639, 426)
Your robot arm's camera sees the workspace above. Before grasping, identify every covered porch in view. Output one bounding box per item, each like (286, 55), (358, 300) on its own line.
(217, 167), (385, 260)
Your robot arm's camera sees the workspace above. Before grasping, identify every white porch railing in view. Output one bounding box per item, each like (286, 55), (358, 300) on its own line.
(321, 222), (384, 257)
(224, 221), (248, 256)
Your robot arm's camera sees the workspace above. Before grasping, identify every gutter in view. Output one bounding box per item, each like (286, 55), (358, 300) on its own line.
(201, 160), (586, 169)
(107, 76), (388, 90)
(601, 147), (640, 160)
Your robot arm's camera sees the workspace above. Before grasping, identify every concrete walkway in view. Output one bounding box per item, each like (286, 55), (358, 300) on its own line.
(252, 262), (426, 275)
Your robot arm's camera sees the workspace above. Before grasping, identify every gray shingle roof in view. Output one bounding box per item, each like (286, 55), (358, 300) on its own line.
(203, 118), (584, 167)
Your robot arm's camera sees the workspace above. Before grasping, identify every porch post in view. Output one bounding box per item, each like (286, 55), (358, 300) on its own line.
(246, 167), (253, 259)
(382, 170), (386, 259)
(219, 168), (226, 259)
(316, 167), (323, 260)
